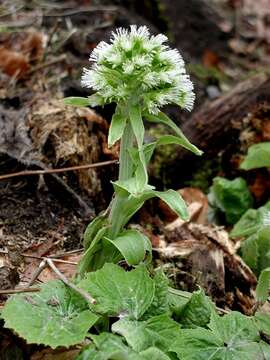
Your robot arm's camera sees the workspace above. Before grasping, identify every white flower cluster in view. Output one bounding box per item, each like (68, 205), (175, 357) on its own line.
(82, 25), (195, 114)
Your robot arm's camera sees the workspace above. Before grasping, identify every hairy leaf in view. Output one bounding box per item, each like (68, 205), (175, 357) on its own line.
(175, 289), (215, 328)
(76, 333), (171, 360)
(112, 314), (181, 352)
(240, 142), (270, 170)
(168, 289), (191, 317)
(170, 311), (263, 360)
(76, 333), (137, 360)
(230, 208), (264, 238)
(254, 312), (270, 336)
(139, 347), (172, 360)
(78, 264), (155, 319)
(241, 227), (270, 275)
(143, 270), (170, 318)
(208, 177), (253, 224)
(256, 267), (270, 302)
(2, 281), (99, 349)
(230, 201), (270, 238)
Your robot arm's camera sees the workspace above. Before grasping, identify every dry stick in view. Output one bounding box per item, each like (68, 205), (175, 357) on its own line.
(49, 248), (84, 258)
(46, 258), (96, 304)
(27, 260), (48, 287)
(27, 54), (67, 75)
(0, 249), (78, 265)
(42, 6), (119, 17)
(0, 160), (117, 181)
(25, 254), (78, 265)
(0, 287), (40, 295)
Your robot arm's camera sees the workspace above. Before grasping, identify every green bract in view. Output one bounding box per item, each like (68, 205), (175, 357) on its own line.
(81, 25), (195, 115)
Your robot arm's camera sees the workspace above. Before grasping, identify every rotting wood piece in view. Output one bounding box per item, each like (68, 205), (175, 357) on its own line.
(181, 74), (270, 158)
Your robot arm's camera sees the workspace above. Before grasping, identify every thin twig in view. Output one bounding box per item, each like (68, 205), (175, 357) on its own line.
(0, 160), (117, 181)
(42, 6), (119, 17)
(46, 258), (96, 304)
(27, 260), (48, 287)
(27, 54), (67, 75)
(24, 254), (78, 265)
(0, 287), (40, 295)
(49, 248), (84, 258)
(0, 249), (78, 265)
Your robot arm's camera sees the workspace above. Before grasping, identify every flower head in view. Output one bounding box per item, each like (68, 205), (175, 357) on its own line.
(82, 25), (195, 114)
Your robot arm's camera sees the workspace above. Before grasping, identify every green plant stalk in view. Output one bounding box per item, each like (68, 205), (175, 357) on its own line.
(108, 121), (134, 239)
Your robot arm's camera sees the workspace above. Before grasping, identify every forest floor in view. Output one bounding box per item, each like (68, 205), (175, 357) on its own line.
(0, 0), (270, 358)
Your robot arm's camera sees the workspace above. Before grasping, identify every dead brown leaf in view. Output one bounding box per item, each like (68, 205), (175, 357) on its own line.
(0, 47), (29, 78)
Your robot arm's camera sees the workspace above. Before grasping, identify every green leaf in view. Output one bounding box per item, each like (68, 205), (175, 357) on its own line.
(135, 149), (148, 191)
(112, 314), (181, 352)
(144, 111), (202, 156)
(2, 280), (99, 349)
(240, 142), (270, 170)
(208, 177), (253, 224)
(241, 233), (259, 271)
(175, 289), (215, 328)
(168, 289), (191, 317)
(83, 213), (108, 249)
(254, 312), (270, 335)
(143, 269), (170, 318)
(63, 97), (90, 107)
(105, 229), (152, 266)
(79, 225), (109, 275)
(108, 112), (127, 147)
(139, 347), (172, 360)
(170, 327), (222, 360)
(76, 333), (137, 360)
(208, 311), (259, 343)
(111, 185), (188, 229)
(256, 267), (270, 302)
(153, 190), (189, 221)
(170, 311), (263, 360)
(258, 342), (270, 360)
(76, 334), (172, 360)
(230, 208), (264, 238)
(78, 264), (155, 319)
(87, 94), (105, 106)
(230, 202), (270, 274)
(129, 105), (144, 148)
(241, 227), (270, 275)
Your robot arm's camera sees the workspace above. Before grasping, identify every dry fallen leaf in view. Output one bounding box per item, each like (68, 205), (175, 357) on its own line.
(0, 47), (29, 78)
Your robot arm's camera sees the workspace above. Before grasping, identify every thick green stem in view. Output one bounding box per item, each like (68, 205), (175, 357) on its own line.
(108, 121), (134, 238)
(119, 121), (134, 182)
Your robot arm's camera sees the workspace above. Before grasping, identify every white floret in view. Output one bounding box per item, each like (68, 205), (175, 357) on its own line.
(81, 25), (195, 112)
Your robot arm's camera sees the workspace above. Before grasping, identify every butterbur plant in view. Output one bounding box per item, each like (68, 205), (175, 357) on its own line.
(65, 25), (202, 273)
